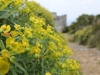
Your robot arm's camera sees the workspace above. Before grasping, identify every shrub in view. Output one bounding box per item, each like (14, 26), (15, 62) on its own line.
(0, 0), (80, 75)
(62, 26), (69, 33)
(73, 26), (93, 45)
(25, 1), (54, 27)
(87, 35), (97, 47)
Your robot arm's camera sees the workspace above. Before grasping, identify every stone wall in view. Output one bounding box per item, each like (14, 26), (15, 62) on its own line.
(52, 12), (67, 32)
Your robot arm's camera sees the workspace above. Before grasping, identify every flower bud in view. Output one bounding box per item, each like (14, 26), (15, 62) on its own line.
(9, 56), (16, 63)
(6, 45), (12, 50)
(25, 47), (30, 52)
(20, 27), (25, 32)
(34, 54), (40, 59)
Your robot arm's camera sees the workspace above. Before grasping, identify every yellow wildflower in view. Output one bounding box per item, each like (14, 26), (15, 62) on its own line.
(10, 30), (19, 37)
(24, 28), (33, 38)
(22, 38), (29, 47)
(30, 47), (40, 54)
(0, 24), (11, 32)
(15, 43), (25, 53)
(30, 16), (35, 22)
(63, 46), (73, 55)
(36, 41), (41, 47)
(48, 42), (57, 51)
(13, 0), (22, 6)
(6, 37), (15, 45)
(47, 25), (52, 32)
(11, 42), (20, 51)
(24, 7), (30, 13)
(66, 59), (80, 70)
(55, 51), (61, 57)
(34, 19), (39, 24)
(61, 63), (66, 68)
(30, 46), (36, 54)
(6, 37), (20, 51)
(45, 72), (51, 75)
(0, 57), (10, 75)
(14, 24), (21, 30)
(0, 0), (12, 10)
(1, 49), (10, 58)
(34, 48), (41, 54)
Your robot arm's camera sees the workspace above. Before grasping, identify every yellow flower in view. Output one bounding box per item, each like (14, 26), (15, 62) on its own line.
(45, 72), (51, 75)
(14, 24), (21, 30)
(13, 0), (22, 6)
(24, 7), (30, 13)
(15, 43), (25, 53)
(63, 46), (73, 55)
(30, 46), (36, 54)
(54, 51), (62, 57)
(48, 42), (57, 51)
(34, 19), (39, 24)
(36, 41), (41, 47)
(6, 37), (20, 51)
(47, 25), (52, 32)
(11, 42), (20, 51)
(61, 63), (66, 68)
(6, 37), (15, 45)
(10, 30), (19, 37)
(1, 49), (10, 58)
(24, 28), (33, 38)
(0, 24), (11, 32)
(0, 0), (12, 10)
(30, 16), (35, 22)
(30, 47), (40, 54)
(0, 57), (10, 75)
(22, 38), (29, 47)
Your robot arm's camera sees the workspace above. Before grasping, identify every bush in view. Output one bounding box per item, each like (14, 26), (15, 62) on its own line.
(0, 0), (80, 75)
(62, 26), (69, 33)
(25, 1), (54, 27)
(87, 35), (97, 48)
(73, 26), (93, 45)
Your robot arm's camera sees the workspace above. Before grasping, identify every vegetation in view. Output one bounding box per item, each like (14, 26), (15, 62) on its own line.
(0, 0), (80, 75)
(26, 1), (54, 27)
(62, 26), (69, 33)
(67, 14), (100, 49)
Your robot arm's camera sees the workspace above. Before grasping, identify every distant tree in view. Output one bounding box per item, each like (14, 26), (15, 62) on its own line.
(68, 14), (95, 34)
(62, 26), (69, 33)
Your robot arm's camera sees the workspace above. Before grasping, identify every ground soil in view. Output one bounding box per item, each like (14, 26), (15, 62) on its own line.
(64, 34), (100, 75)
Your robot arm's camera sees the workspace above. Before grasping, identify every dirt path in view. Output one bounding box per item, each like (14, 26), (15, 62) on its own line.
(65, 34), (100, 75)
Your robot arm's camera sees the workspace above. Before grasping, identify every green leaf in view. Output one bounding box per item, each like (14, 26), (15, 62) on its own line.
(0, 10), (16, 19)
(13, 61), (29, 75)
(10, 68), (17, 75)
(0, 39), (5, 49)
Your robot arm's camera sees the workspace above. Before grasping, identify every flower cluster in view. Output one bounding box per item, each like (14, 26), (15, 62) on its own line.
(0, 0), (80, 75)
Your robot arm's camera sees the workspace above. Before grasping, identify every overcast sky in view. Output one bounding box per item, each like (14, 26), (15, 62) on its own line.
(30, 0), (100, 25)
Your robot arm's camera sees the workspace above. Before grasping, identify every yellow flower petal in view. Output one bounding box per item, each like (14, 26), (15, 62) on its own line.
(10, 31), (19, 37)
(0, 58), (10, 75)
(11, 42), (20, 51)
(45, 72), (51, 75)
(14, 24), (21, 30)
(22, 38), (29, 47)
(1, 49), (10, 58)
(6, 37), (15, 45)
(1, 24), (11, 32)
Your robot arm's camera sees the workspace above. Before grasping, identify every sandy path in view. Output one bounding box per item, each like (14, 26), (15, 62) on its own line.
(65, 34), (100, 75)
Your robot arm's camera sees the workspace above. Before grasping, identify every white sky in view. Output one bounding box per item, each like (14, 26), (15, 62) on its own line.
(29, 0), (100, 25)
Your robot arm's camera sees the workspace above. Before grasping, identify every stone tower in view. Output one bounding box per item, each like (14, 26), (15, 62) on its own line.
(52, 12), (67, 32)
